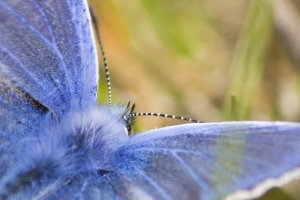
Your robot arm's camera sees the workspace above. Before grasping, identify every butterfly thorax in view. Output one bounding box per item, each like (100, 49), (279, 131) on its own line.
(0, 105), (129, 199)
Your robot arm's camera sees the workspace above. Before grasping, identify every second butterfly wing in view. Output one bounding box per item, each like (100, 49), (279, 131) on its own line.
(102, 122), (300, 200)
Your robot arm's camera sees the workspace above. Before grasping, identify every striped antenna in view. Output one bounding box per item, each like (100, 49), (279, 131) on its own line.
(129, 112), (202, 123)
(90, 6), (113, 106)
(90, 8), (202, 126)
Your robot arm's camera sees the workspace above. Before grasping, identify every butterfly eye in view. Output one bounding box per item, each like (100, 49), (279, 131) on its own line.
(123, 103), (135, 135)
(127, 125), (132, 135)
(124, 125), (131, 135)
(122, 116), (131, 135)
(125, 122), (132, 135)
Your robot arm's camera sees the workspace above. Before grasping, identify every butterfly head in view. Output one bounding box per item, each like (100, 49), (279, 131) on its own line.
(110, 102), (135, 135)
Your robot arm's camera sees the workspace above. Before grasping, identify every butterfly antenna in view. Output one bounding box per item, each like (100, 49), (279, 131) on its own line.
(89, 6), (112, 106)
(130, 112), (202, 123)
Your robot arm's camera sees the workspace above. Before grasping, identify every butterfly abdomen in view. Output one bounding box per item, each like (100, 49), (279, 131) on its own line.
(0, 105), (128, 199)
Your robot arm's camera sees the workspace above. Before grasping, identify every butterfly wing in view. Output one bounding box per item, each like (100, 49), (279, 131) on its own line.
(0, 0), (97, 138)
(0, 0), (97, 183)
(103, 121), (300, 200)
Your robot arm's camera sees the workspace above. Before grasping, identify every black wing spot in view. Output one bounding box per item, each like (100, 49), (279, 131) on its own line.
(98, 169), (111, 176)
(0, 80), (48, 115)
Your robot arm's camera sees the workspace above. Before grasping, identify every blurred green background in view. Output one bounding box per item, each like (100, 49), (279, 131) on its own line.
(89, 0), (300, 199)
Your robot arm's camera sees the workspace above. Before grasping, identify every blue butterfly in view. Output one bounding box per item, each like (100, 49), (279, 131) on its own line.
(0, 0), (299, 199)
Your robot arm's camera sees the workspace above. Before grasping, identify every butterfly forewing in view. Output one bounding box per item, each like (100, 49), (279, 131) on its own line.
(0, 0), (98, 197)
(0, 0), (97, 120)
(0, 0), (97, 146)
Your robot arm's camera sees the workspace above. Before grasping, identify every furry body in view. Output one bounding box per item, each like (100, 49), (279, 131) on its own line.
(0, 106), (128, 199)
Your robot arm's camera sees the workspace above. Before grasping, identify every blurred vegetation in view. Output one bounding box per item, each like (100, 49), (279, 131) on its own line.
(89, 0), (300, 199)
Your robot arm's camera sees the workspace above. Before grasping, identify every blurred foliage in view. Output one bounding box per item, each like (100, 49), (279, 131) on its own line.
(223, 0), (273, 120)
(89, 0), (300, 199)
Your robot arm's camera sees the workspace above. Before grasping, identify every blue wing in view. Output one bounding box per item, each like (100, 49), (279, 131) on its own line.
(101, 121), (300, 200)
(0, 0), (97, 139)
(0, 0), (97, 183)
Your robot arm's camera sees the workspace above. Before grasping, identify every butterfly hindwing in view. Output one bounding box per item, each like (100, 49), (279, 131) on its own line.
(104, 122), (300, 200)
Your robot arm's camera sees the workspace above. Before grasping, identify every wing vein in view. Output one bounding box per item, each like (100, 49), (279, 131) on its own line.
(0, 1), (73, 101)
(133, 166), (173, 200)
(28, 0), (56, 44)
(171, 152), (210, 193)
(0, 47), (46, 91)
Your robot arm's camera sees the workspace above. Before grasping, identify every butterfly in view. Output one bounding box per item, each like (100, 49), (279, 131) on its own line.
(0, 0), (299, 199)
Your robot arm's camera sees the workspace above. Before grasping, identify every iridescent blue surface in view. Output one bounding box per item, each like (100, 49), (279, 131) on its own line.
(0, 0), (299, 199)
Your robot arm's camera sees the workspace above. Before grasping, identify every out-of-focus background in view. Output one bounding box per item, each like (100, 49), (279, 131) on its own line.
(89, 0), (300, 199)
